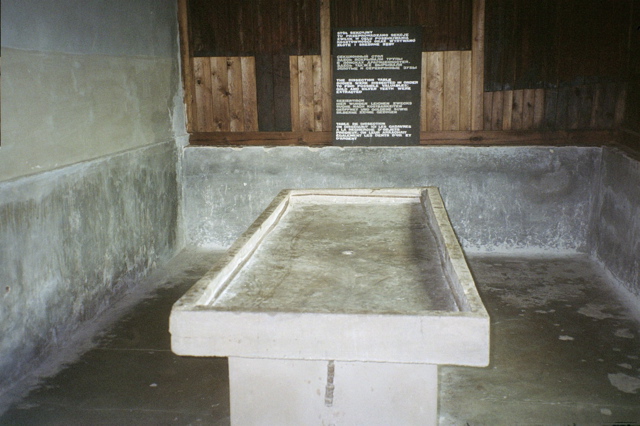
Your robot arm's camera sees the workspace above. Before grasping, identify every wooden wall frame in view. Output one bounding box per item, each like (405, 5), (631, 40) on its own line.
(178, 0), (629, 148)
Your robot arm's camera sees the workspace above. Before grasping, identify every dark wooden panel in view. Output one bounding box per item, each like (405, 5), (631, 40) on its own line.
(592, 82), (619, 129)
(256, 54), (276, 131)
(273, 54), (292, 131)
(485, 0), (633, 91)
(542, 88), (558, 129)
(574, 86), (595, 130)
(620, 130), (640, 154)
(189, 0), (320, 56)
(555, 1), (630, 84)
(625, 2), (640, 132)
(331, 0), (472, 51)
(256, 54), (292, 132)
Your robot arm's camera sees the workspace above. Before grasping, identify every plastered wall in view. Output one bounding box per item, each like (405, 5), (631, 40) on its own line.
(590, 148), (640, 298)
(183, 146), (601, 252)
(0, 143), (179, 394)
(0, 0), (184, 403)
(0, 0), (184, 181)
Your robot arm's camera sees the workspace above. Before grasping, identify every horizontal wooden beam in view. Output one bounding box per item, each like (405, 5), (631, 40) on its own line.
(419, 129), (618, 146)
(190, 130), (619, 147)
(190, 132), (332, 146)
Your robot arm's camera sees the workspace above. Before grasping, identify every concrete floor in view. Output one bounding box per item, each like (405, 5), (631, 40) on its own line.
(1, 248), (639, 425)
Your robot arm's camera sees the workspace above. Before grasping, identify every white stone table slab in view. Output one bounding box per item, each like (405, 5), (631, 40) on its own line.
(171, 187), (489, 425)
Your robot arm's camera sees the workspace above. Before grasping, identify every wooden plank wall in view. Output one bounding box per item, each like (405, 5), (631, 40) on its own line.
(483, 83), (628, 131)
(192, 57), (258, 132)
(193, 52), (480, 133)
(188, 0), (320, 56)
(291, 50), (478, 133)
(182, 0), (636, 143)
(255, 54), (292, 132)
(624, 1), (640, 135)
(290, 55), (330, 132)
(192, 61), (629, 133)
(331, 0), (472, 51)
(421, 51), (472, 131)
(484, 0), (632, 92)
(481, 0), (633, 133)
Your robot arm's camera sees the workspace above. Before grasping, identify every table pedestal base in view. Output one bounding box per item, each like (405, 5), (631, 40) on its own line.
(229, 357), (438, 426)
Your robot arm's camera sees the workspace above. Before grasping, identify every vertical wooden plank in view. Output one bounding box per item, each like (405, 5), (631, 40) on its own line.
(178, 0), (196, 133)
(566, 86), (582, 130)
(483, 92), (493, 130)
(522, 89), (536, 129)
(533, 88), (545, 128)
(241, 56), (258, 131)
(444, 51), (461, 130)
(614, 83), (627, 127)
(210, 57), (230, 131)
(435, 0), (450, 50)
(502, 90), (513, 131)
(555, 86), (570, 129)
(238, 2), (256, 55)
(543, 87), (558, 129)
(299, 55), (315, 132)
(590, 84), (602, 128)
(511, 89), (524, 130)
(459, 50), (472, 130)
(628, 1), (640, 133)
(272, 0), (285, 56)
(459, 0), (474, 51)
(312, 55), (323, 131)
(483, 0), (503, 92)
(256, 54), (275, 131)
(575, 85), (593, 129)
(414, 0), (439, 51)
(227, 57), (245, 131)
(471, 0), (486, 130)
(426, 52), (444, 131)
(599, 82), (618, 129)
(272, 54), (292, 131)
(448, 0), (462, 51)
(491, 90), (504, 130)
(502, 0), (519, 91)
(320, 0), (332, 131)
(569, 85), (593, 129)
(193, 57), (214, 132)
(214, 0), (231, 55)
(289, 56), (301, 131)
(421, 52), (428, 131)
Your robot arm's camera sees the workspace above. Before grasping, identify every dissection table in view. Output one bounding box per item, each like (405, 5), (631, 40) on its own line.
(170, 187), (489, 425)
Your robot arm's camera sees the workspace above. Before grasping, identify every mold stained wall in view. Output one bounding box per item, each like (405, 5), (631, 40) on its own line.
(0, 0), (184, 393)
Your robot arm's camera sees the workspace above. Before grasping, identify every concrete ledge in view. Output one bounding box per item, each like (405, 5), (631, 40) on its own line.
(183, 145), (601, 252)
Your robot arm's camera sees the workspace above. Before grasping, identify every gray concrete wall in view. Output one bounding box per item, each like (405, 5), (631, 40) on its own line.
(182, 146), (601, 253)
(1, 0), (177, 57)
(590, 147), (640, 297)
(0, 0), (184, 401)
(0, 142), (179, 395)
(0, 0), (184, 181)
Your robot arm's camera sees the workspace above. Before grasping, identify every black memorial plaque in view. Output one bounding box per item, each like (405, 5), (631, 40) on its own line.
(333, 26), (422, 146)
